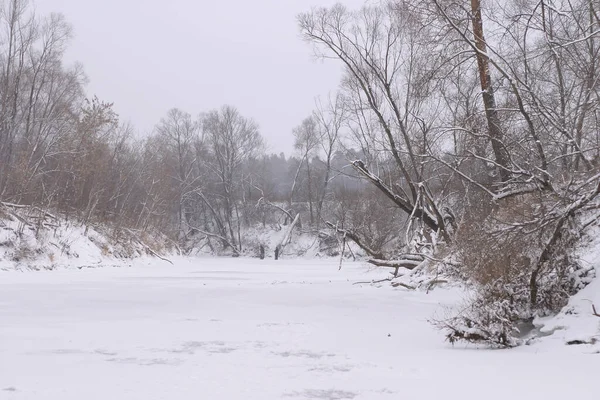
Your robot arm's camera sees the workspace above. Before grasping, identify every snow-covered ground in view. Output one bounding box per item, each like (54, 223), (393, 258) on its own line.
(1, 257), (599, 400)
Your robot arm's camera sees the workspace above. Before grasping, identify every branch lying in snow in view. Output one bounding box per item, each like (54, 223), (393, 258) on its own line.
(352, 278), (392, 285)
(593, 304), (600, 318)
(367, 258), (423, 269)
(5, 210), (33, 227)
(141, 244), (174, 265)
(425, 279), (448, 292)
(367, 257), (424, 278)
(391, 281), (417, 290)
(1, 202), (59, 223)
(1, 201), (29, 209)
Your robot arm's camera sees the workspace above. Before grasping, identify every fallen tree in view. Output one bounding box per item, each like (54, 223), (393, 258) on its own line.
(366, 257), (424, 277)
(324, 221), (384, 260)
(275, 213), (301, 260)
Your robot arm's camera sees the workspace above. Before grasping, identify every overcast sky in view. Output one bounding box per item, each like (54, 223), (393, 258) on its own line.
(36, 0), (365, 155)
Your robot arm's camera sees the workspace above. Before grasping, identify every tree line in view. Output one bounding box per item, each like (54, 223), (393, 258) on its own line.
(0, 0), (388, 256)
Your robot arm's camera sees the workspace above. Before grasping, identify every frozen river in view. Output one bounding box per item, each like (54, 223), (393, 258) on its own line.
(0, 258), (597, 399)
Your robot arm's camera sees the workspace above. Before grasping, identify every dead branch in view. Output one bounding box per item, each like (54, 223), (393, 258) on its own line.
(325, 221), (384, 259)
(351, 161), (441, 232)
(6, 211), (32, 227)
(124, 228), (173, 265)
(425, 279), (448, 292)
(188, 225), (240, 256)
(366, 258), (422, 269)
(275, 213), (301, 260)
(1, 202), (28, 209)
(256, 197), (294, 223)
(1, 202), (58, 221)
(353, 278), (392, 285)
(367, 257), (423, 278)
(391, 281), (416, 290)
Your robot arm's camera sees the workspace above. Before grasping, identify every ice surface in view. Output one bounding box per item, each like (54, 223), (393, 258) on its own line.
(0, 257), (598, 399)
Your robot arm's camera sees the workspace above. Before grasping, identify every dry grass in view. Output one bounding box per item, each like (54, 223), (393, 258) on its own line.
(439, 191), (591, 346)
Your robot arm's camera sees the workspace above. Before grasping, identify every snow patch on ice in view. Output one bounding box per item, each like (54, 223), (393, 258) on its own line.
(533, 224), (600, 348)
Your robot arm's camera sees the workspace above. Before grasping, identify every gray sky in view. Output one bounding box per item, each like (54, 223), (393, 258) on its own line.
(37, 0), (364, 155)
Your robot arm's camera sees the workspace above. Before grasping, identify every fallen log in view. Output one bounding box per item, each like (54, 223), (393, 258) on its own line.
(367, 258), (422, 269)
(1, 202), (58, 221)
(391, 282), (416, 290)
(367, 257), (424, 277)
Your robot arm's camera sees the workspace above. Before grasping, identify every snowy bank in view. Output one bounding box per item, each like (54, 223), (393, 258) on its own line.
(0, 203), (174, 271)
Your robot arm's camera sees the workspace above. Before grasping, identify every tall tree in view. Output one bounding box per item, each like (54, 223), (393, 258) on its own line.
(293, 116), (320, 225)
(202, 105), (264, 252)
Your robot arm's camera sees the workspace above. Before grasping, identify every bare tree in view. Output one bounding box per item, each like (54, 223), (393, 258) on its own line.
(292, 116), (320, 225)
(155, 108), (201, 240)
(202, 105), (264, 253)
(299, 2), (451, 246)
(313, 94), (345, 224)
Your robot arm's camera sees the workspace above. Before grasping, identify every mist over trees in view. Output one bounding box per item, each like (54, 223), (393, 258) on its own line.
(1, 0), (600, 346)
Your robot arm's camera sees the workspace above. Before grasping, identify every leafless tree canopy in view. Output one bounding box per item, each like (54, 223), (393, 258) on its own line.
(297, 0), (600, 345)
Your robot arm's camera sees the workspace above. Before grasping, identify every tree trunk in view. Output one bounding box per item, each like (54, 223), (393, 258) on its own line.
(289, 154), (306, 207)
(317, 158), (332, 226)
(470, 0), (511, 183)
(306, 157), (314, 225)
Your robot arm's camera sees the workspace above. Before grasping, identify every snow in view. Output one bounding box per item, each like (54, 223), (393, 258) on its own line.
(1, 257), (599, 399)
(534, 224), (600, 347)
(0, 215), (139, 271)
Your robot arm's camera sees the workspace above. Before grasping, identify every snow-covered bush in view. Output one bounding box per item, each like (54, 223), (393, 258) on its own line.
(438, 192), (598, 347)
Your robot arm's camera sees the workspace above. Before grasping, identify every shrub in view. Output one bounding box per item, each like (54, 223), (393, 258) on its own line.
(438, 193), (596, 347)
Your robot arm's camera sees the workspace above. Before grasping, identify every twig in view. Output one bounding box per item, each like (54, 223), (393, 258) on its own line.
(352, 278), (391, 285)
(391, 282), (416, 290)
(426, 279), (448, 292)
(143, 244), (174, 265)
